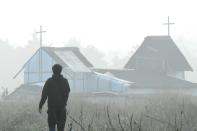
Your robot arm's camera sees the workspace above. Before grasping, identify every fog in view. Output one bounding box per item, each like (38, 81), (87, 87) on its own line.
(0, 33), (197, 95)
(2, 0), (197, 130)
(0, 34), (39, 94)
(174, 37), (197, 82)
(0, 0), (197, 96)
(0, 34), (134, 93)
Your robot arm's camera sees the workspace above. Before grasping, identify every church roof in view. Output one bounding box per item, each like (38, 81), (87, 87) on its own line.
(42, 47), (93, 67)
(124, 36), (193, 71)
(13, 47), (93, 78)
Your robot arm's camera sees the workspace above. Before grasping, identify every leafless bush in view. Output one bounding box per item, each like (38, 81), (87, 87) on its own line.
(0, 93), (197, 131)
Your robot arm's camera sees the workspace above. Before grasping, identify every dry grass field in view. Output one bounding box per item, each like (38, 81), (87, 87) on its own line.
(1, 92), (197, 131)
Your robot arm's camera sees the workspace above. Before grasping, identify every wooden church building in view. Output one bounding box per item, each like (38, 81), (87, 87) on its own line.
(95, 36), (196, 89)
(125, 36), (192, 79)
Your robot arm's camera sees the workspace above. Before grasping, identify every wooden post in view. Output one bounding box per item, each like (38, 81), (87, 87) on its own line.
(27, 63), (30, 84)
(83, 73), (85, 92)
(36, 25), (46, 82)
(97, 76), (100, 91)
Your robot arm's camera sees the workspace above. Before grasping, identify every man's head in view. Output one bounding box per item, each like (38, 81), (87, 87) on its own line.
(52, 64), (62, 74)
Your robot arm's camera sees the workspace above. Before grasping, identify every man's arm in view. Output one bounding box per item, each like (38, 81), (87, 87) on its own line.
(64, 79), (70, 105)
(39, 81), (48, 113)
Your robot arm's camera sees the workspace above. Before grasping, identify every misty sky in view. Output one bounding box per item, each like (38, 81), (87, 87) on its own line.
(1, 0), (197, 93)
(0, 0), (197, 56)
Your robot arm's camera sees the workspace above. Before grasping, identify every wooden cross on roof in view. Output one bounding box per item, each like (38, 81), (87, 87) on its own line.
(36, 25), (46, 48)
(163, 16), (175, 36)
(36, 25), (46, 82)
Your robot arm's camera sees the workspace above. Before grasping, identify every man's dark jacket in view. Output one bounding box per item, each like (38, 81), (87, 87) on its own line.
(39, 74), (70, 110)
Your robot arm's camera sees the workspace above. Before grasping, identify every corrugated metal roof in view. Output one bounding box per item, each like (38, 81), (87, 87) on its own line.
(13, 47), (93, 78)
(54, 50), (91, 72)
(42, 47), (93, 68)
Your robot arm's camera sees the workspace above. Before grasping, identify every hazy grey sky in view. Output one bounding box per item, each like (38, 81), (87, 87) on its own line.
(1, 0), (197, 93)
(0, 0), (197, 57)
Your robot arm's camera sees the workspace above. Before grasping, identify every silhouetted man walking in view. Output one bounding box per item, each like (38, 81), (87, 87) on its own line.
(39, 64), (70, 131)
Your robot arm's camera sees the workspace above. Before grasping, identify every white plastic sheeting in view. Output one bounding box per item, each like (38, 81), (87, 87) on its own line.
(92, 72), (133, 92)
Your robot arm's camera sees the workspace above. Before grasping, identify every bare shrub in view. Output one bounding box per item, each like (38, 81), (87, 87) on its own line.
(0, 92), (197, 131)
